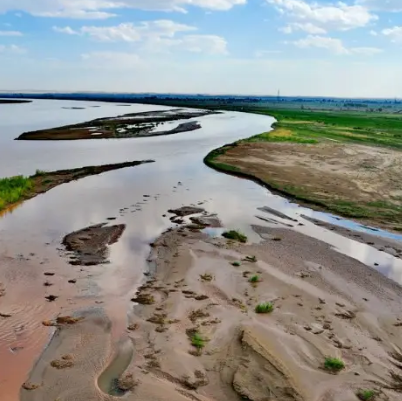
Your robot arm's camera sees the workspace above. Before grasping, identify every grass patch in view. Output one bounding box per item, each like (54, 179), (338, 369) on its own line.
(231, 261), (241, 267)
(249, 275), (261, 283)
(244, 255), (257, 262)
(191, 332), (206, 349)
(0, 175), (33, 211)
(222, 230), (247, 243)
(34, 169), (47, 176)
(324, 357), (345, 372)
(357, 389), (376, 401)
(255, 302), (274, 314)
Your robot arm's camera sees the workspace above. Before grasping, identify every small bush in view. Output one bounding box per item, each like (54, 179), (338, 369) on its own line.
(357, 390), (375, 401)
(244, 256), (257, 262)
(324, 357), (345, 372)
(191, 333), (206, 349)
(231, 261), (241, 267)
(249, 275), (260, 283)
(222, 230), (247, 243)
(255, 302), (274, 314)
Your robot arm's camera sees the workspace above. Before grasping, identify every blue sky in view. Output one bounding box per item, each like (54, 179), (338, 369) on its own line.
(0, 0), (401, 97)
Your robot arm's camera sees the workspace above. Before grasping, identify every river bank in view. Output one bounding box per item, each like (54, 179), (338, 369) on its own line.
(0, 160), (154, 213)
(204, 109), (402, 232)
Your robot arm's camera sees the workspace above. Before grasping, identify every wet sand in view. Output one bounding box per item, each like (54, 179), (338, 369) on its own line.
(19, 215), (402, 401)
(0, 160), (153, 214)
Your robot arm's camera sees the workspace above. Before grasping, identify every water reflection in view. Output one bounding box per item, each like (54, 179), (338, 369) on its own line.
(0, 99), (402, 287)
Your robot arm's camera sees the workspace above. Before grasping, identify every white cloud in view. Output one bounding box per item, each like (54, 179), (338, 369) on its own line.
(358, 0), (402, 12)
(52, 26), (80, 35)
(78, 20), (196, 42)
(291, 35), (382, 56)
(268, 0), (377, 32)
(0, 0), (246, 19)
(0, 30), (23, 36)
(280, 22), (326, 34)
(382, 26), (402, 43)
(54, 20), (228, 54)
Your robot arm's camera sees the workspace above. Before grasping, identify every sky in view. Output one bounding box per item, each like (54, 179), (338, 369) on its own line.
(0, 0), (401, 97)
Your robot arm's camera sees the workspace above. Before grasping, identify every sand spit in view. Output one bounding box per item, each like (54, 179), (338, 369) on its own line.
(63, 223), (126, 266)
(23, 217), (402, 401)
(16, 109), (216, 140)
(0, 160), (154, 215)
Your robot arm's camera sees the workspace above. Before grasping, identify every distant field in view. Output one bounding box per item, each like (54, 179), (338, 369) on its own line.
(244, 108), (402, 149)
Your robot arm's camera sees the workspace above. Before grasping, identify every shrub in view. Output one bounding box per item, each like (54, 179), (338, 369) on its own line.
(249, 275), (260, 283)
(324, 357), (345, 372)
(357, 390), (375, 401)
(222, 230), (247, 243)
(191, 333), (206, 349)
(255, 302), (274, 314)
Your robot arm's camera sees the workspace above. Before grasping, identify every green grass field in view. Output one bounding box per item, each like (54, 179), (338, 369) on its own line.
(242, 108), (402, 149)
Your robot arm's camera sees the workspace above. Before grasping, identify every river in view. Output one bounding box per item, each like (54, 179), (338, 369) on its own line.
(1, 99), (402, 400)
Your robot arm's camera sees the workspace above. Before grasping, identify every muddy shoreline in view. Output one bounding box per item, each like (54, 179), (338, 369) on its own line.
(1, 160), (154, 213)
(20, 212), (402, 401)
(16, 109), (216, 141)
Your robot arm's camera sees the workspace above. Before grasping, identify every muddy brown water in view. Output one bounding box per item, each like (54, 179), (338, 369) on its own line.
(1, 99), (402, 399)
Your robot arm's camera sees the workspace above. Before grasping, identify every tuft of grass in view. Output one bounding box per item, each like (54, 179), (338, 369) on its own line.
(255, 302), (274, 314)
(191, 332), (206, 349)
(324, 357), (345, 372)
(222, 230), (247, 243)
(249, 275), (261, 284)
(34, 169), (47, 176)
(357, 389), (376, 401)
(231, 261), (241, 267)
(244, 255), (257, 262)
(0, 175), (33, 211)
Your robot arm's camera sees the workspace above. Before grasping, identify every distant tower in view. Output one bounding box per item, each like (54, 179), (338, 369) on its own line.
(277, 89), (280, 102)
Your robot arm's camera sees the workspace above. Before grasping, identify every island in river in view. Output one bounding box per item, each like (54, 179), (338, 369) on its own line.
(15, 108), (217, 140)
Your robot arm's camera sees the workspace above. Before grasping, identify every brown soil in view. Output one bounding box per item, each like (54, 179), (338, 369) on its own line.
(63, 223), (126, 266)
(21, 222), (402, 401)
(214, 141), (402, 230)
